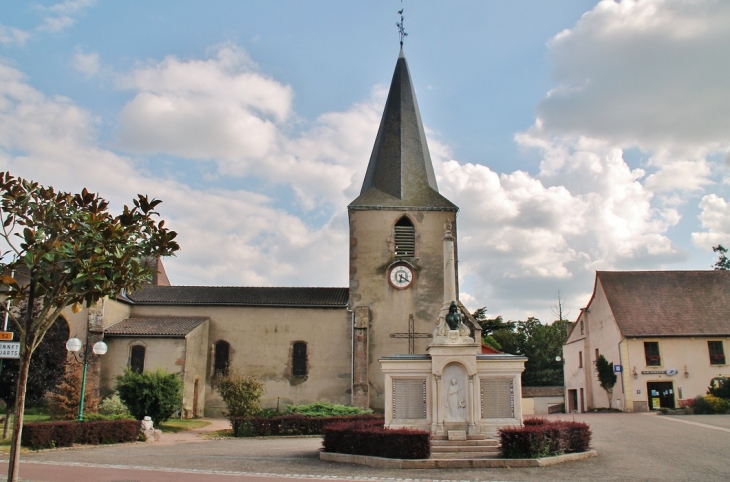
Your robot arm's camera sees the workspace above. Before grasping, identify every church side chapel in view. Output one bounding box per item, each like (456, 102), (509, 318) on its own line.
(61, 40), (526, 426)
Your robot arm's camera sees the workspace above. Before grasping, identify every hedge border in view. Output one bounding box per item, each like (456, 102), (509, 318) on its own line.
(21, 420), (141, 450)
(231, 414), (383, 437)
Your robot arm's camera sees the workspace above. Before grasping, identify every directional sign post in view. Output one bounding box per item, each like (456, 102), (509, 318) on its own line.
(0, 341), (20, 359)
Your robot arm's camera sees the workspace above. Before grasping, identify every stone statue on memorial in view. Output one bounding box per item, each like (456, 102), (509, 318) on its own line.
(445, 377), (466, 420)
(445, 301), (461, 330)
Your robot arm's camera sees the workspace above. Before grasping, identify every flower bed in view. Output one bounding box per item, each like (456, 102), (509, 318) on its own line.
(231, 414), (383, 437)
(498, 419), (591, 459)
(21, 420), (141, 449)
(322, 420), (430, 459)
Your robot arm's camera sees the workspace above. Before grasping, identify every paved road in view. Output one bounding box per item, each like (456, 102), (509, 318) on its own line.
(1, 413), (729, 481)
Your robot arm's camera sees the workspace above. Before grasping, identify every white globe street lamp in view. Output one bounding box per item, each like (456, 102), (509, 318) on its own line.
(66, 332), (108, 421)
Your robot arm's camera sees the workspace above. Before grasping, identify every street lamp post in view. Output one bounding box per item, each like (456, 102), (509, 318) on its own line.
(66, 328), (107, 421)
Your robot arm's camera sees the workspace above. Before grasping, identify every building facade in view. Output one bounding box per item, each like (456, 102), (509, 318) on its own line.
(564, 271), (730, 412)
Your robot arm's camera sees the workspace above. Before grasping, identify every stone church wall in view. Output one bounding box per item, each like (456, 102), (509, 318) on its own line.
(126, 304), (351, 416)
(100, 336), (188, 399)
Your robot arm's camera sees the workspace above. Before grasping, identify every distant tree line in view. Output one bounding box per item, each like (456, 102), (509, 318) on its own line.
(473, 308), (570, 387)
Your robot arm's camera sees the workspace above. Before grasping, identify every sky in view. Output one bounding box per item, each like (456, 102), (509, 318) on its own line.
(2, 0), (730, 325)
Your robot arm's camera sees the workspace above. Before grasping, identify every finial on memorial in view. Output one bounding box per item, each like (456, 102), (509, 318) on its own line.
(445, 301), (461, 330)
(444, 219), (453, 240)
(396, 3), (408, 49)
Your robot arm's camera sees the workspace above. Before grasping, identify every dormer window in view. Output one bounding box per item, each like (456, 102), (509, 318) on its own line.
(394, 217), (415, 257)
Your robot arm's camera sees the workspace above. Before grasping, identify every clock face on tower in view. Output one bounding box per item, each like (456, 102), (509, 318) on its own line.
(388, 264), (414, 290)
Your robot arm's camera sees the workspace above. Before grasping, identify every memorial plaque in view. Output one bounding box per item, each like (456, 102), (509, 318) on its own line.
(393, 379), (427, 419)
(480, 378), (514, 418)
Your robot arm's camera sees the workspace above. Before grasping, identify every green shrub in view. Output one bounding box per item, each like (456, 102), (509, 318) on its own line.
(691, 395), (714, 414)
(286, 402), (373, 417)
(322, 420), (429, 459)
(21, 420), (140, 449)
(231, 414), (383, 437)
(98, 395), (132, 417)
(708, 378), (730, 400)
(704, 395), (730, 413)
(115, 369), (183, 425)
(216, 371), (265, 424)
(83, 413), (133, 421)
(498, 420), (591, 458)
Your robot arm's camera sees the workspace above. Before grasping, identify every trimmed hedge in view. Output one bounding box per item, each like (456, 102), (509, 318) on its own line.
(322, 420), (430, 459)
(499, 420), (591, 458)
(22, 420), (141, 450)
(231, 414), (383, 437)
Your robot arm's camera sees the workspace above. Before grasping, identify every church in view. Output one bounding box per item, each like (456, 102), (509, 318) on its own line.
(69, 49), (487, 417)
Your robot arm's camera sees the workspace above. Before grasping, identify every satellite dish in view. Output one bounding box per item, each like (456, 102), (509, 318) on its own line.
(667, 368), (678, 376)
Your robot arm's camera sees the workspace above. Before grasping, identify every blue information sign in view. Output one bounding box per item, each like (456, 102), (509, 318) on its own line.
(614, 364), (623, 372)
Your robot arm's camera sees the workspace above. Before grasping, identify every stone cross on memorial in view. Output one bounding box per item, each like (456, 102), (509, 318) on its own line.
(389, 314), (432, 354)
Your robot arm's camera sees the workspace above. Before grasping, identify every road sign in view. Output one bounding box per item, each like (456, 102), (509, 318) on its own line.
(0, 341), (20, 359)
(614, 364), (623, 372)
(0, 332), (13, 341)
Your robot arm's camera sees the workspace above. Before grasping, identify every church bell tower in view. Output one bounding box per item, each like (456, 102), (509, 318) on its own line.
(348, 50), (459, 410)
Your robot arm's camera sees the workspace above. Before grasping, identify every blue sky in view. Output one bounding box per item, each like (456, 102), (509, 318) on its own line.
(2, 0), (729, 324)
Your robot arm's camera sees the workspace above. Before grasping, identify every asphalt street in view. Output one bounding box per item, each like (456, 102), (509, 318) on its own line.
(1, 412), (729, 481)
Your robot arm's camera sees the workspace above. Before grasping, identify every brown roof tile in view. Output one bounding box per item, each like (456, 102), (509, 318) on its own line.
(597, 270), (730, 336)
(124, 286), (349, 308)
(105, 317), (208, 337)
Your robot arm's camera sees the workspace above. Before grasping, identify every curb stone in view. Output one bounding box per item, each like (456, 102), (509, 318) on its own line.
(320, 450), (598, 469)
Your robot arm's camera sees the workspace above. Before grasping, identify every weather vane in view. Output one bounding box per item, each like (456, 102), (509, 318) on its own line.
(396, 2), (408, 49)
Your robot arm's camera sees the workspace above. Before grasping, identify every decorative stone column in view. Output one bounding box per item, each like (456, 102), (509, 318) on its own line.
(434, 375), (445, 435)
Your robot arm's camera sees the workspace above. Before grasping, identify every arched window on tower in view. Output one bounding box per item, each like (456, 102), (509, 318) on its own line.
(292, 341), (307, 377)
(130, 345), (145, 373)
(394, 216), (415, 257)
(214, 340), (230, 377)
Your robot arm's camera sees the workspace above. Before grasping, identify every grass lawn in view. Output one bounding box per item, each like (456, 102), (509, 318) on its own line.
(158, 419), (211, 433)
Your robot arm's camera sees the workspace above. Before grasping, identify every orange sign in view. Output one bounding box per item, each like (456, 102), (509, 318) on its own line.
(0, 332), (13, 341)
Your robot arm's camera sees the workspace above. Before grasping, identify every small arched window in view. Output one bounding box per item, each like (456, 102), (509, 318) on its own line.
(130, 345), (145, 373)
(394, 216), (415, 257)
(214, 340), (230, 377)
(292, 342), (307, 376)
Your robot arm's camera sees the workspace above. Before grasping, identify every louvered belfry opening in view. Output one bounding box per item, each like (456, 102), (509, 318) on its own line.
(394, 216), (416, 257)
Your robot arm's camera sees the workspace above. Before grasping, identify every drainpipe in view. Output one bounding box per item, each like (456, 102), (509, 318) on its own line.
(618, 338), (626, 411)
(347, 306), (354, 406)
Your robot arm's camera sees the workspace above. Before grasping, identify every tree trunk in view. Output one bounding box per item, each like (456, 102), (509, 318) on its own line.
(7, 345), (32, 482)
(2, 405), (11, 439)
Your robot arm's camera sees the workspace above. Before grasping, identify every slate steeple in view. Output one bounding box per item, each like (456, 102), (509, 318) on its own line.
(349, 51), (457, 211)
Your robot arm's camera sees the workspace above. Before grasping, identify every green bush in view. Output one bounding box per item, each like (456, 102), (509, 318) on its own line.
(83, 413), (133, 421)
(216, 371), (265, 424)
(115, 369), (183, 425)
(98, 394), (132, 417)
(704, 395), (730, 413)
(232, 414), (383, 437)
(708, 378), (730, 400)
(286, 402), (373, 417)
(691, 395), (715, 414)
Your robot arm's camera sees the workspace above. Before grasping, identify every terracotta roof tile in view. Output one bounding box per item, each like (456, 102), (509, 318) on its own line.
(597, 270), (730, 336)
(105, 317), (208, 337)
(124, 286), (349, 308)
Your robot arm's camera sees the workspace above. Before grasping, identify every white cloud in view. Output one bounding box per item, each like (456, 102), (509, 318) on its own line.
(0, 59), (349, 290)
(0, 25), (30, 47)
(0, 1), (94, 48)
(116, 44), (384, 211)
(72, 48), (100, 77)
(36, 0), (96, 33)
(691, 194), (730, 249)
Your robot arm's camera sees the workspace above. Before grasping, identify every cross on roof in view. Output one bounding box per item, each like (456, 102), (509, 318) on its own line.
(389, 314), (432, 354)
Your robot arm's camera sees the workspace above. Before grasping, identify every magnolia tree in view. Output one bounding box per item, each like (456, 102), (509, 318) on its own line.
(0, 172), (179, 482)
